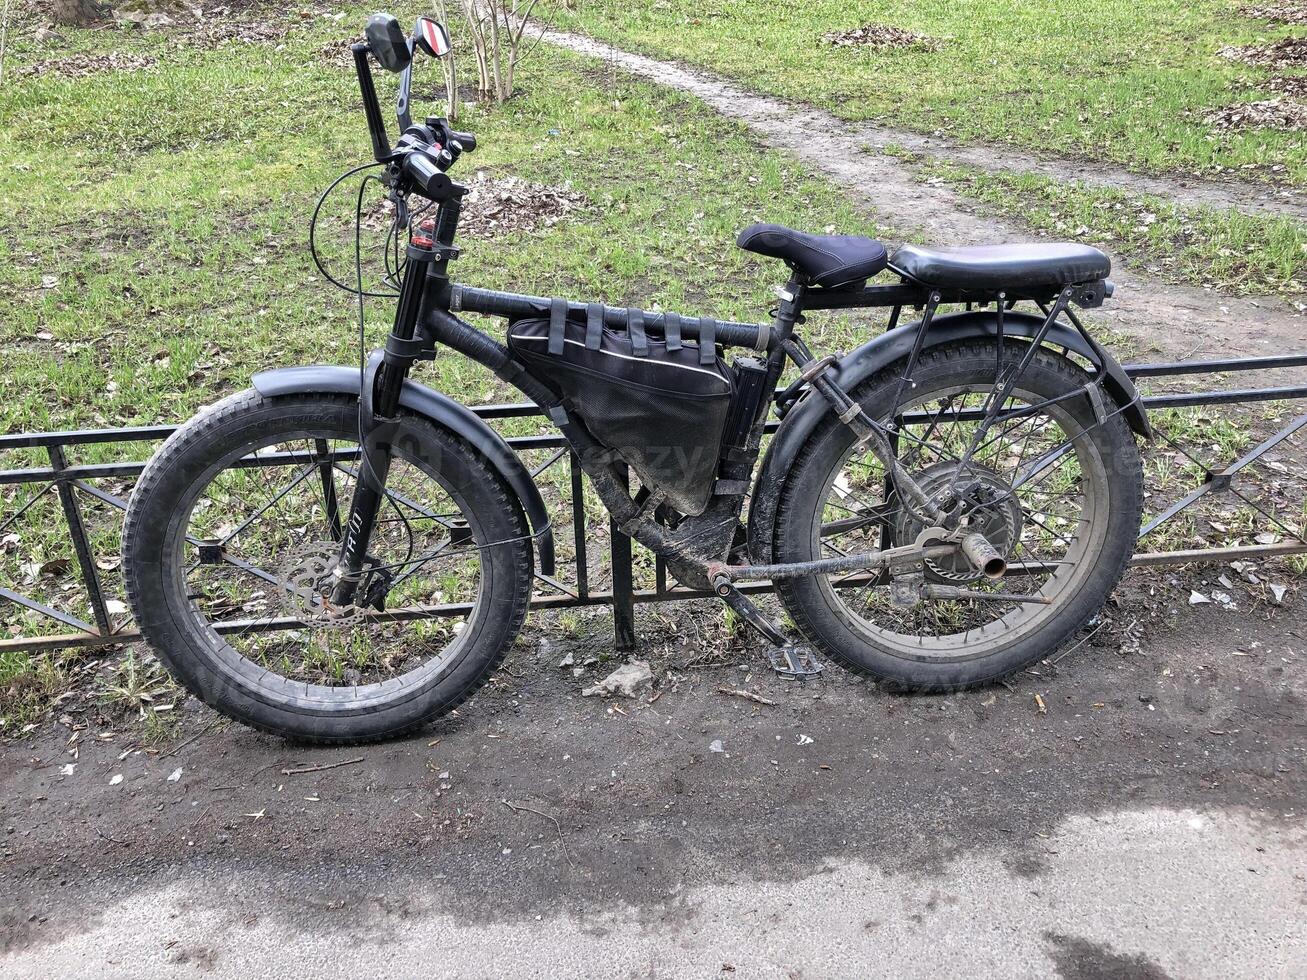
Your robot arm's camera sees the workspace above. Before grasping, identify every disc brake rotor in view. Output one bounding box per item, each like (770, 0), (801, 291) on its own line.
(895, 461), (1024, 583)
(274, 539), (366, 628)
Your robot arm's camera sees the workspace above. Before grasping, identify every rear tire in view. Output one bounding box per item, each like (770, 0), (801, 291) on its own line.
(123, 391), (533, 743)
(773, 340), (1142, 691)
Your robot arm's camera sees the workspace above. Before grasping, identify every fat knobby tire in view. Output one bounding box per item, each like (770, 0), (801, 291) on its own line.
(122, 391), (533, 744)
(773, 339), (1143, 692)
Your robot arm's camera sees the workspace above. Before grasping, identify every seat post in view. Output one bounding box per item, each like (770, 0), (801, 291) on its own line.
(772, 276), (807, 347)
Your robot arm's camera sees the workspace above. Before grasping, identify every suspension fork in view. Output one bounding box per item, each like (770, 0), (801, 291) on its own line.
(332, 200), (457, 603)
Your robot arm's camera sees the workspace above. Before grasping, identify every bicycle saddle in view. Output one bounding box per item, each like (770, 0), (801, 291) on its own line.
(736, 223), (888, 289)
(890, 243), (1110, 291)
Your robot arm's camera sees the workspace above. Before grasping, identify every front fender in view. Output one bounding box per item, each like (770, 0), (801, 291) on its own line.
(251, 365), (554, 576)
(746, 311), (1149, 564)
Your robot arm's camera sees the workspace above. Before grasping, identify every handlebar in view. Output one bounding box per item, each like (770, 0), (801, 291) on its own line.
(351, 22), (476, 201)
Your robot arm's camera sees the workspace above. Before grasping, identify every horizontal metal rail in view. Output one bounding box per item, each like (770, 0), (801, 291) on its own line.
(2, 354), (1305, 655)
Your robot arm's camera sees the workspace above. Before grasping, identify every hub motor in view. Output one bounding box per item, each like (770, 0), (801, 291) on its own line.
(894, 461), (1024, 583)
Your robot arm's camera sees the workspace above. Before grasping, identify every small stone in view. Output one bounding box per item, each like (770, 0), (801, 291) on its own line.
(1230, 561), (1260, 585)
(709, 739), (725, 753)
(581, 660), (653, 698)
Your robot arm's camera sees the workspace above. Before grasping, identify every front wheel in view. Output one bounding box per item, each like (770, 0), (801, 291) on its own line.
(773, 339), (1143, 691)
(122, 391), (533, 743)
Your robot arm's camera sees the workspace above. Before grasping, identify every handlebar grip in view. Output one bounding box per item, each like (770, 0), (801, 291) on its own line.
(401, 149), (452, 199)
(446, 129), (476, 153)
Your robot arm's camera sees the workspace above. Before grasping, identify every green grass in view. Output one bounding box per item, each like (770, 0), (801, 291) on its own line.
(0, 10), (892, 442)
(542, 0), (1307, 183)
(913, 160), (1306, 295)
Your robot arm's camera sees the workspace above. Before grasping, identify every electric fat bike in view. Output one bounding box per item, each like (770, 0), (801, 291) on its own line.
(122, 14), (1147, 743)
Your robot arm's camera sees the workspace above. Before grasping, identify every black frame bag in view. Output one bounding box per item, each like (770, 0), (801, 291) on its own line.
(507, 303), (734, 515)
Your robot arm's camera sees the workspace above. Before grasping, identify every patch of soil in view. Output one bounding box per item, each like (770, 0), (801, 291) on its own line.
(457, 172), (588, 238)
(1204, 97), (1307, 131)
(349, 174), (586, 240)
(1265, 73), (1307, 99)
(820, 24), (942, 51)
(113, 2), (320, 46)
(1239, 1), (1307, 24)
(16, 52), (158, 79)
(317, 36), (365, 68)
(1220, 36), (1307, 69)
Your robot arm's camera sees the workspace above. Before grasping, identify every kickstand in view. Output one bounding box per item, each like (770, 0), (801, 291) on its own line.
(715, 580), (824, 680)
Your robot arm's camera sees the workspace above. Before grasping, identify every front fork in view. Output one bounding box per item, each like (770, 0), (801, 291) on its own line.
(330, 212), (448, 606)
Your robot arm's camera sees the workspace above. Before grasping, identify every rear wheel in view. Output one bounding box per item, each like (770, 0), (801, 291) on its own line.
(773, 340), (1142, 690)
(123, 391), (533, 743)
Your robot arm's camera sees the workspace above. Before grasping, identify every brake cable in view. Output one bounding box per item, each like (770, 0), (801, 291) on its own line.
(308, 160), (399, 298)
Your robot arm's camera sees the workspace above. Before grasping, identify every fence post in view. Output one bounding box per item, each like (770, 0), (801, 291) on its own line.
(47, 444), (113, 636)
(608, 463), (637, 651)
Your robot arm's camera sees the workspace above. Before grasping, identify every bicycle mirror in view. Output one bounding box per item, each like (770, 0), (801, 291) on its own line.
(415, 18), (452, 58)
(366, 13), (411, 73)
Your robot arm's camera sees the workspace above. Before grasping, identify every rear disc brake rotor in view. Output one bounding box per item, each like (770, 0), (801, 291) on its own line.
(895, 461), (1024, 583)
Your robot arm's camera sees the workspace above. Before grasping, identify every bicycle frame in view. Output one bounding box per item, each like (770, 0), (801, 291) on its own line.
(329, 178), (1143, 606)
(329, 30), (1146, 609)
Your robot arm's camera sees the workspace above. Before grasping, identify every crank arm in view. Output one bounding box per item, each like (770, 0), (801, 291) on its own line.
(711, 576), (825, 679)
(714, 580), (791, 647)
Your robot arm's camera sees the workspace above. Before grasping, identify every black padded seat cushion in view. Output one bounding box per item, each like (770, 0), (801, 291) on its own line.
(890, 243), (1111, 291)
(737, 223), (888, 289)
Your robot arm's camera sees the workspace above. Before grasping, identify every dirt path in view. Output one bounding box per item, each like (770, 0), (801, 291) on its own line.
(2, 588), (1305, 976)
(548, 28), (1306, 366)
(547, 29), (1307, 225)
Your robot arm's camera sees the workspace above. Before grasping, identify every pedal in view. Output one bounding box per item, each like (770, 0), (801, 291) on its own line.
(765, 644), (823, 680)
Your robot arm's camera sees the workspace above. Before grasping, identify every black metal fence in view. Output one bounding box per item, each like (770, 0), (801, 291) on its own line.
(3, 353), (1306, 655)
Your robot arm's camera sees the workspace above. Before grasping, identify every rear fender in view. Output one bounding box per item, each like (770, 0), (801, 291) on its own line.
(746, 310), (1148, 564)
(251, 364), (554, 576)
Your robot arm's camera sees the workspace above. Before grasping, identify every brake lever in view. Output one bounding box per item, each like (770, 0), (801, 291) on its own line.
(392, 190), (409, 229)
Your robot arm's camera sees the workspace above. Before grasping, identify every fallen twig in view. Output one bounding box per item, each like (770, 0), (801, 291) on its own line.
(717, 687), (776, 706)
(1046, 621), (1106, 666)
(502, 798), (576, 868)
(160, 719), (221, 759)
(281, 757), (365, 776)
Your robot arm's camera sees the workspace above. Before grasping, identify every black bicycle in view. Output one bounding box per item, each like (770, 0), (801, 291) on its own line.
(122, 14), (1146, 743)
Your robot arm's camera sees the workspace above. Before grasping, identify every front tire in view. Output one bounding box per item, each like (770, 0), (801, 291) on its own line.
(123, 391), (533, 743)
(773, 339), (1142, 691)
